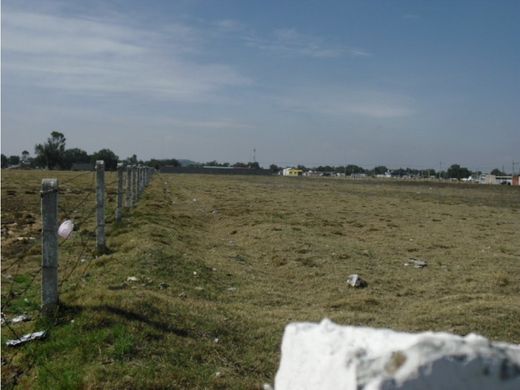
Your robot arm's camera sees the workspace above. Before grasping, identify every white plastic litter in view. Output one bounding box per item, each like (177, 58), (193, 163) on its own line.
(11, 314), (31, 324)
(58, 219), (74, 239)
(347, 274), (368, 288)
(6, 331), (47, 347)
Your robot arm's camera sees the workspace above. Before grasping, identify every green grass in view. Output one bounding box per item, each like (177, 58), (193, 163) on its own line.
(2, 170), (520, 388)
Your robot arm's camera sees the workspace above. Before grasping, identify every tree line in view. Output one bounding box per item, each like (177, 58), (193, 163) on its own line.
(0, 131), (511, 179)
(1, 131), (179, 171)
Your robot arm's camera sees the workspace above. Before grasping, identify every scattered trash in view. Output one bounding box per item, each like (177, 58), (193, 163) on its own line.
(1, 312), (5, 325)
(6, 331), (46, 347)
(227, 287), (237, 292)
(404, 258), (428, 268)
(212, 268), (217, 272)
(215, 371), (221, 378)
(58, 219), (74, 239)
(192, 198), (197, 202)
(159, 282), (169, 289)
(347, 274), (368, 288)
(193, 271), (197, 276)
(11, 314), (31, 324)
(263, 384), (274, 390)
(195, 286), (204, 291)
(214, 337), (219, 343)
(80, 258), (87, 263)
(178, 291), (187, 298)
(16, 236), (36, 241)
(126, 276), (139, 282)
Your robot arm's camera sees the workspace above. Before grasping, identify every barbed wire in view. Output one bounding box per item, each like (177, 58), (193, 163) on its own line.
(2, 168), (154, 388)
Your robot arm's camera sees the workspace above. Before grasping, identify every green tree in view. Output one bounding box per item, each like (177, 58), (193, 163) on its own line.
(374, 166), (388, 175)
(91, 149), (119, 171)
(1, 154), (8, 168)
(126, 154), (138, 165)
(21, 150), (30, 163)
(491, 168), (505, 176)
(345, 164), (365, 175)
(63, 148), (90, 169)
(269, 164), (279, 172)
(34, 131), (66, 169)
(447, 164), (471, 180)
(8, 155), (20, 165)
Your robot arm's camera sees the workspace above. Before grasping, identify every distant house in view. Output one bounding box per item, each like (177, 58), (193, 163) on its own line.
(481, 174), (513, 185)
(282, 168), (303, 176)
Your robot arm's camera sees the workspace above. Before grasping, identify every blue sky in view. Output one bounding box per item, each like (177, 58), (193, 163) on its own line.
(2, 0), (519, 170)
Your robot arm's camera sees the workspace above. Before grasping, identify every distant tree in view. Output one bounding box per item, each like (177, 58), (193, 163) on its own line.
(345, 164), (365, 175)
(63, 148), (90, 169)
(91, 149), (119, 171)
(1, 154), (8, 168)
(21, 150), (30, 163)
(491, 168), (505, 176)
(125, 154), (138, 165)
(269, 164), (279, 172)
(8, 155), (20, 165)
(447, 164), (471, 180)
(374, 166), (388, 175)
(204, 160), (230, 167)
(424, 169), (436, 177)
(146, 158), (179, 170)
(34, 131), (66, 169)
(296, 164), (307, 172)
(316, 165), (334, 172)
(232, 162), (248, 168)
(247, 162), (260, 169)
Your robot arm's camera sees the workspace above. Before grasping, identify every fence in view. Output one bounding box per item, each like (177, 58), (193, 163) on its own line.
(1, 162), (155, 383)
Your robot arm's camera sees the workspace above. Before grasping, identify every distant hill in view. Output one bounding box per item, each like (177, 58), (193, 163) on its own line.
(178, 159), (200, 167)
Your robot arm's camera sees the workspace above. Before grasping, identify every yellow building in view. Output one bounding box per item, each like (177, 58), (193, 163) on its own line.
(283, 168), (303, 176)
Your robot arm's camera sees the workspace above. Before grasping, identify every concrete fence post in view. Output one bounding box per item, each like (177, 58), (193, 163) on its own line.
(41, 178), (59, 315)
(116, 162), (124, 223)
(132, 165), (138, 204)
(96, 160), (106, 254)
(126, 165), (133, 208)
(138, 165), (143, 195)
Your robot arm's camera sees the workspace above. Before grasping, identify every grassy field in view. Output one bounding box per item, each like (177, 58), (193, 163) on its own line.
(2, 170), (520, 388)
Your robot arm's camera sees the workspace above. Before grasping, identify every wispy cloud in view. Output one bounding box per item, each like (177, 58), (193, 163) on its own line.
(244, 28), (371, 58)
(213, 19), (244, 32)
(2, 7), (251, 102)
(277, 89), (414, 119)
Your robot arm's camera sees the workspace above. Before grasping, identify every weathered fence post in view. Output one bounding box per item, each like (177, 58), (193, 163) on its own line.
(96, 160), (106, 254)
(132, 165), (138, 204)
(126, 165), (133, 208)
(41, 178), (59, 315)
(138, 165), (143, 196)
(116, 162), (124, 223)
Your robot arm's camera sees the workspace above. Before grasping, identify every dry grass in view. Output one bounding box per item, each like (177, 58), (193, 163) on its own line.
(2, 170), (520, 388)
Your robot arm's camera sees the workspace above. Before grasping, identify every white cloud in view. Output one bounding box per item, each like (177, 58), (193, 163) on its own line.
(244, 28), (371, 59)
(2, 8), (251, 102)
(277, 90), (414, 119)
(213, 19), (244, 32)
